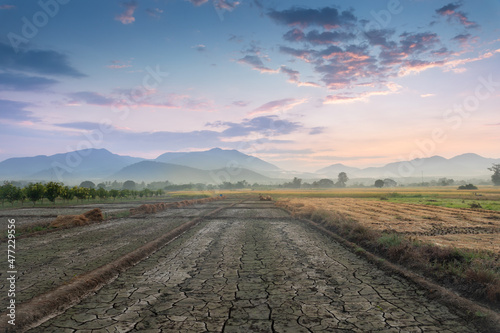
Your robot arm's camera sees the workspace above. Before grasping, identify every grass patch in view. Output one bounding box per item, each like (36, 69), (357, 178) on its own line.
(377, 233), (403, 247)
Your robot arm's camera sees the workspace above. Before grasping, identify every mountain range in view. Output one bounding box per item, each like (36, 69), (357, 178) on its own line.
(0, 148), (497, 185)
(316, 153), (500, 179)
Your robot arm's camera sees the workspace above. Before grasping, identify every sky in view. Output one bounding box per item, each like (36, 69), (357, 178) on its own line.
(0, 0), (499, 172)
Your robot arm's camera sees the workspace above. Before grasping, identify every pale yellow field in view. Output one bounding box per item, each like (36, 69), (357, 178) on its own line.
(278, 197), (500, 253)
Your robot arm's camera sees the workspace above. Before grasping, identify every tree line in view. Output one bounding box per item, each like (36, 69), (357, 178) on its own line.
(0, 181), (165, 207)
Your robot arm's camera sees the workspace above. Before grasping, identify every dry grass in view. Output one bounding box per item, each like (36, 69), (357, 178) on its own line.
(49, 208), (104, 229)
(129, 196), (224, 215)
(282, 197), (500, 253)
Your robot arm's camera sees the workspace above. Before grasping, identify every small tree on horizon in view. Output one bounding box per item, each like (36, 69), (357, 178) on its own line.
(489, 164), (500, 186)
(80, 181), (96, 189)
(374, 179), (384, 188)
(336, 172), (349, 187)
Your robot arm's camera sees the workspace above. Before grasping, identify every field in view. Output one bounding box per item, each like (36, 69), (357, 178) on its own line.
(1, 191), (499, 332)
(265, 187), (500, 252)
(276, 197), (500, 253)
(3, 197), (492, 332)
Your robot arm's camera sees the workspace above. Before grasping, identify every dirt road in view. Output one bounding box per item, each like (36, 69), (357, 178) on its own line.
(27, 200), (477, 332)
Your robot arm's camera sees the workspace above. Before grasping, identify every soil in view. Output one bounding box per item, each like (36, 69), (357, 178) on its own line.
(14, 200), (481, 332)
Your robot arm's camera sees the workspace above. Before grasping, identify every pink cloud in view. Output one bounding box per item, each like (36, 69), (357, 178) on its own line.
(107, 60), (132, 69)
(115, 1), (137, 25)
(324, 83), (401, 104)
(188, 0), (209, 6)
(250, 98), (307, 116)
(436, 3), (478, 28)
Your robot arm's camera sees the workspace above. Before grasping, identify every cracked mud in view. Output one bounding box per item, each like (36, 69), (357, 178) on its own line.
(31, 201), (476, 332)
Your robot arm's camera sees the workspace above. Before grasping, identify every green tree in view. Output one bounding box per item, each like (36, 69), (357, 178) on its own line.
(119, 189), (130, 199)
(74, 187), (89, 202)
(123, 180), (136, 190)
(45, 181), (62, 204)
(489, 164), (500, 186)
(374, 179), (384, 188)
(25, 183), (46, 206)
(336, 172), (349, 188)
(109, 189), (120, 201)
(79, 181), (96, 189)
(313, 179), (334, 188)
(60, 186), (75, 203)
(383, 179), (397, 187)
(1, 183), (22, 206)
(97, 187), (108, 200)
(88, 188), (97, 200)
(19, 188), (27, 206)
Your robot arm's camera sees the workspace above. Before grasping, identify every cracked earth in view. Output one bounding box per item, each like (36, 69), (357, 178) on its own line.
(30, 200), (476, 332)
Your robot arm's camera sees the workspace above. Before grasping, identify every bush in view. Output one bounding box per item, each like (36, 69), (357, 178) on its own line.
(458, 184), (478, 190)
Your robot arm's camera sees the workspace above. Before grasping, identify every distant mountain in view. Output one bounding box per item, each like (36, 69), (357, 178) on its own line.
(316, 163), (361, 177)
(1, 147), (497, 185)
(156, 148), (280, 173)
(317, 154), (500, 179)
(0, 149), (144, 183)
(111, 161), (271, 184)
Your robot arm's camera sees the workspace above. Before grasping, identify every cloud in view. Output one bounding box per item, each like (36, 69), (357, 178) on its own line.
(436, 2), (478, 28)
(265, 4), (492, 98)
(188, 0), (209, 6)
(55, 122), (103, 130)
(364, 29), (396, 48)
(451, 33), (478, 50)
(193, 44), (207, 52)
(210, 115), (303, 137)
(67, 90), (217, 111)
(214, 0), (240, 11)
(0, 100), (37, 121)
(251, 98), (307, 115)
(284, 29), (355, 45)
(232, 100), (250, 107)
(420, 93), (436, 98)
(399, 32), (440, 55)
(280, 66), (320, 87)
(68, 91), (115, 106)
(0, 42), (85, 78)
(324, 82), (401, 104)
(268, 7), (356, 29)
(0, 72), (58, 91)
(107, 59), (132, 69)
(279, 46), (315, 62)
(54, 116), (304, 152)
(0, 5), (15, 9)
(146, 8), (163, 18)
(237, 55), (277, 73)
(115, 1), (138, 25)
(309, 127), (326, 135)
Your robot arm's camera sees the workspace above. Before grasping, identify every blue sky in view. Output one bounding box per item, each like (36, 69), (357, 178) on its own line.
(0, 0), (499, 172)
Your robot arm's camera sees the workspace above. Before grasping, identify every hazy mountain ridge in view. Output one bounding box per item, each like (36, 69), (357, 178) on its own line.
(156, 148), (280, 172)
(0, 148), (497, 184)
(112, 160), (271, 184)
(317, 153), (500, 179)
